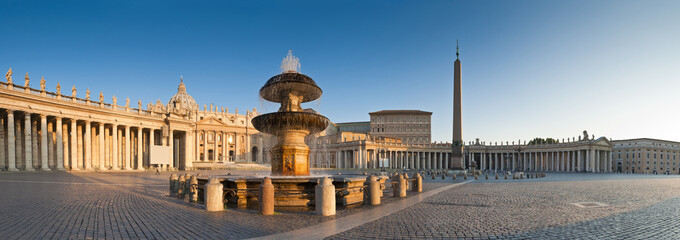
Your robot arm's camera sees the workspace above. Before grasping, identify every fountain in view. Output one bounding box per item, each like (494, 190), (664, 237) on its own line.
(197, 51), (384, 209)
(251, 50), (329, 176)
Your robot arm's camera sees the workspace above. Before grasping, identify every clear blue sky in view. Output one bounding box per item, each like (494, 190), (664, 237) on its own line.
(2, 0), (679, 143)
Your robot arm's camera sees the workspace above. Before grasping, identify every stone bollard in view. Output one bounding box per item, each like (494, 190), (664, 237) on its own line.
(397, 173), (408, 197)
(464, 174), (468, 180)
(403, 173), (410, 190)
(504, 174), (508, 180)
(206, 177), (224, 212)
(474, 175), (478, 180)
(485, 174), (489, 180)
(177, 175), (186, 199)
(259, 177), (275, 216)
(169, 173), (178, 197)
(432, 174), (436, 179)
(365, 176), (381, 205)
(189, 175), (199, 202)
(495, 174), (499, 180)
(452, 174), (457, 180)
(441, 174), (445, 180)
(414, 173), (423, 192)
(316, 177), (336, 216)
(184, 175), (193, 202)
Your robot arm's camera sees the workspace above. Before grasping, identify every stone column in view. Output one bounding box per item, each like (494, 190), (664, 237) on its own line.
(7, 110), (17, 171)
(136, 127), (143, 170)
(501, 153), (505, 171)
(84, 121), (91, 170)
(169, 129), (174, 168)
(202, 131), (207, 161)
(112, 124), (119, 170)
(0, 112), (4, 170)
(149, 129), (155, 168)
(24, 113), (34, 171)
(125, 126), (131, 170)
(61, 120), (69, 170)
(31, 118), (38, 170)
(98, 123), (105, 170)
(40, 115), (49, 170)
(222, 131), (227, 162)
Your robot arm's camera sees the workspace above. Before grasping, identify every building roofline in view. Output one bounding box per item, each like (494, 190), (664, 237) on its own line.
(369, 110), (432, 115)
(336, 121), (370, 125)
(612, 138), (680, 145)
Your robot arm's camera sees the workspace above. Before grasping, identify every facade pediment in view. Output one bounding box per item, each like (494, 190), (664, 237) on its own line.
(196, 117), (229, 127)
(593, 137), (613, 147)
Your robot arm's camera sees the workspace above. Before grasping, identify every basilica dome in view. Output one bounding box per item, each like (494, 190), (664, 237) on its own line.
(167, 79), (199, 115)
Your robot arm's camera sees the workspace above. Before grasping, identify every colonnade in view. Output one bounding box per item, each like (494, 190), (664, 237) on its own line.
(333, 149), (450, 170)
(0, 109), (176, 171)
(471, 149), (613, 173)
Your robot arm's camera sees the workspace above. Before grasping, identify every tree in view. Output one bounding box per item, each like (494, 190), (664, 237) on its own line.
(527, 137), (559, 145)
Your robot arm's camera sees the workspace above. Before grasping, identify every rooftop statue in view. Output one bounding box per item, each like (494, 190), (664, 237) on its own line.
(24, 73), (30, 87)
(56, 82), (61, 95)
(71, 85), (76, 97)
(99, 92), (104, 102)
(5, 68), (12, 84)
(86, 88), (91, 100)
(582, 130), (589, 140)
(40, 76), (46, 91)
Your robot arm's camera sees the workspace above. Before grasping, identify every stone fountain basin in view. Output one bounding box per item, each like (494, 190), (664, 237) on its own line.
(251, 111), (329, 136)
(196, 175), (390, 209)
(260, 72), (322, 103)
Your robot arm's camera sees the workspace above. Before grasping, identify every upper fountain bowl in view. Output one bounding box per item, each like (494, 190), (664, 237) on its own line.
(260, 72), (322, 103)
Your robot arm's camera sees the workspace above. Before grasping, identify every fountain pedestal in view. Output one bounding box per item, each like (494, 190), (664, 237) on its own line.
(270, 130), (311, 176)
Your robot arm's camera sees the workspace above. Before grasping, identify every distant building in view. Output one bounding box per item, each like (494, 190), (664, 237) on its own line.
(369, 110), (432, 144)
(612, 138), (680, 174)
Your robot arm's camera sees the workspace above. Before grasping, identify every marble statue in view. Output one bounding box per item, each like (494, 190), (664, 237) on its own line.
(24, 73), (30, 87)
(86, 88), (91, 100)
(40, 76), (46, 91)
(125, 97), (130, 108)
(56, 82), (61, 95)
(99, 92), (104, 102)
(582, 130), (589, 140)
(5, 68), (12, 84)
(71, 85), (77, 97)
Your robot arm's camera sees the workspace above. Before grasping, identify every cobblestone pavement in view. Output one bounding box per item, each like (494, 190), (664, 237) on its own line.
(0, 170), (454, 239)
(328, 173), (680, 239)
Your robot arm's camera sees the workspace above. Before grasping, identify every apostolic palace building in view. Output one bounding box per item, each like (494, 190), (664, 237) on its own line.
(1, 64), (679, 174)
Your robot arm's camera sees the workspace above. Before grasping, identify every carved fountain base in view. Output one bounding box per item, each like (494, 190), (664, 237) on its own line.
(270, 130), (311, 176)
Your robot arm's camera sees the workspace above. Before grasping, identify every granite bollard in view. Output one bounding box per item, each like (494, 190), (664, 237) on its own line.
(169, 173), (178, 197)
(365, 175), (381, 206)
(205, 177), (224, 212)
(316, 177), (336, 216)
(259, 177), (275, 215)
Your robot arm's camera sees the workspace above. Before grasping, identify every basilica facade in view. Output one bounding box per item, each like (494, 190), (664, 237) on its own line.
(0, 68), (267, 171)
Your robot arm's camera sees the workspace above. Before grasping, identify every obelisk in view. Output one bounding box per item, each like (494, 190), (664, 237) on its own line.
(451, 41), (464, 170)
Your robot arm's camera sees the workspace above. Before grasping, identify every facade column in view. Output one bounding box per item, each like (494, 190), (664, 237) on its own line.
(70, 119), (77, 170)
(0, 112), (4, 170)
(25, 113), (34, 171)
(169, 129), (174, 168)
(112, 124), (119, 170)
(124, 126), (131, 170)
(136, 127), (143, 170)
(203, 131), (207, 161)
(55, 117), (64, 170)
(7, 111), (17, 171)
(98, 123), (105, 170)
(40, 115), (49, 170)
(84, 121), (91, 170)
(150, 129), (155, 167)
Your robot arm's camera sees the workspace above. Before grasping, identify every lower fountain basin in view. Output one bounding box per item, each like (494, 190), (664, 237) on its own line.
(251, 111), (329, 136)
(197, 175), (390, 209)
